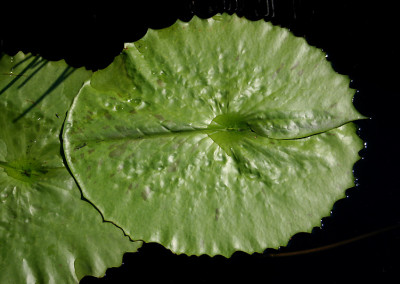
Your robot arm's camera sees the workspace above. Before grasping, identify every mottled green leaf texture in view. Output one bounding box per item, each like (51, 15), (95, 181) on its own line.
(64, 14), (365, 256)
(0, 53), (141, 284)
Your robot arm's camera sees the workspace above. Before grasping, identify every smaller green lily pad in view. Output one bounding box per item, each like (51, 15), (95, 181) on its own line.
(0, 53), (141, 284)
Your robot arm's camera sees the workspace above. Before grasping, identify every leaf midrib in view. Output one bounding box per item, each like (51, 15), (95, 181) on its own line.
(69, 125), (253, 147)
(0, 161), (64, 173)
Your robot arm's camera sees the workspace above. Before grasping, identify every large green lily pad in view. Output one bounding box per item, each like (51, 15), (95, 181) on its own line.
(63, 14), (365, 257)
(0, 52), (141, 283)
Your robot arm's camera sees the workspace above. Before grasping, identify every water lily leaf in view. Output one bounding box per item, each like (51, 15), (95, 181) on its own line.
(63, 14), (365, 257)
(0, 52), (141, 283)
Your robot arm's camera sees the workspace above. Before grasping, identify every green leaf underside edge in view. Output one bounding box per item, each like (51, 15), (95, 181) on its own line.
(63, 14), (365, 257)
(0, 52), (141, 284)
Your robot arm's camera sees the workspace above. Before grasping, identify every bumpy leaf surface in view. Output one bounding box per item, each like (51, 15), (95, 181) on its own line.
(63, 14), (365, 256)
(0, 53), (141, 284)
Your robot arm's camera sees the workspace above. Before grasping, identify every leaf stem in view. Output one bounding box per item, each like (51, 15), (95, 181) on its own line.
(266, 224), (400, 257)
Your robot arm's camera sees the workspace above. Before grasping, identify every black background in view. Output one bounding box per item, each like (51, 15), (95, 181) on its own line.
(1, 1), (399, 283)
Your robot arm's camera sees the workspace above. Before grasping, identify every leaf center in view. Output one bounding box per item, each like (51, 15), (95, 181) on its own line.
(209, 113), (249, 131)
(206, 113), (256, 158)
(0, 159), (48, 183)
